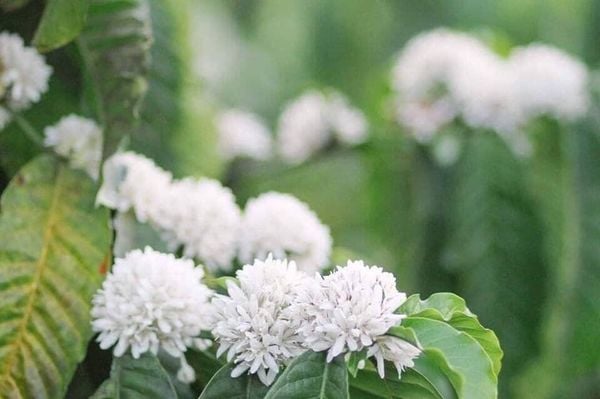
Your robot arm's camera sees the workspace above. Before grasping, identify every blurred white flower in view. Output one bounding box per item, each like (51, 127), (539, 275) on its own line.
(211, 256), (309, 386)
(328, 93), (368, 145)
(0, 32), (51, 113)
(238, 192), (332, 274)
(0, 106), (11, 129)
(292, 260), (407, 362)
(96, 152), (173, 224)
(277, 89), (368, 164)
(367, 336), (421, 378)
(391, 28), (491, 138)
(277, 90), (330, 164)
(508, 44), (589, 120)
(43, 115), (103, 179)
(216, 109), (272, 161)
(91, 247), (214, 383)
(158, 178), (241, 272)
(450, 54), (524, 134)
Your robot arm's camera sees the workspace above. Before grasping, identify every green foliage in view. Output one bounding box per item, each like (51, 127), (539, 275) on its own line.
(78, 0), (152, 158)
(33, 0), (89, 51)
(0, 155), (111, 398)
(198, 363), (269, 399)
(264, 351), (349, 399)
(517, 116), (600, 398)
(349, 363), (445, 399)
(443, 133), (546, 392)
(131, 0), (222, 178)
(399, 293), (501, 399)
(91, 353), (185, 399)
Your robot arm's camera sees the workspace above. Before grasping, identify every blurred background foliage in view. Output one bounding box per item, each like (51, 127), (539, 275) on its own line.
(0, 0), (599, 398)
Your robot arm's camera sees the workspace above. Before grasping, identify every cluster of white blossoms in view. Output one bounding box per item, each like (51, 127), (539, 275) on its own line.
(216, 109), (272, 161)
(238, 192), (332, 274)
(211, 256), (308, 386)
(392, 28), (589, 146)
(211, 257), (420, 386)
(0, 32), (51, 128)
(277, 89), (368, 164)
(292, 260), (420, 377)
(91, 247), (214, 383)
(97, 152), (241, 271)
(43, 115), (103, 179)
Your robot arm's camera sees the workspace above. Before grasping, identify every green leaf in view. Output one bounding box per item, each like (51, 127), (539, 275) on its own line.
(443, 133), (546, 391)
(0, 155), (111, 398)
(33, 0), (88, 52)
(398, 293), (502, 376)
(349, 362), (445, 399)
(78, 0), (152, 158)
(403, 316), (497, 399)
(265, 351), (349, 399)
(91, 353), (181, 399)
(130, 0), (222, 177)
(198, 363), (269, 399)
(112, 211), (168, 257)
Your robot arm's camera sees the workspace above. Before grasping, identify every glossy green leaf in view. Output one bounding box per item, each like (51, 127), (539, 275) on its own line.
(198, 363), (268, 399)
(78, 0), (152, 158)
(91, 353), (181, 399)
(0, 155), (111, 398)
(399, 293), (502, 376)
(349, 362), (445, 399)
(265, 351), (349, 399)
(403, 316), (497, 399)
(33, 0), (88, 51)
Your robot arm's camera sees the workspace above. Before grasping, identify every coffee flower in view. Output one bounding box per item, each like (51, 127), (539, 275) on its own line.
(238, 192), (332, 274)
(91, 247), (214, 381)
(292, 260), (419, 376)
(0, 31), (51, 127)
(44, 115), (103, 179)
(211, 256), (309, 386)
(217, 109), (272, 161)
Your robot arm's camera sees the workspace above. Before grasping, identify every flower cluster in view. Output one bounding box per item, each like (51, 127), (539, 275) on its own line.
(91, 247), (214, 382)
(211, 257), (420, 386)
(238, 192), (332, 274)
(216, 109), (272, 161)
(43, 115), (103, 179)
(0, 32), (51, 128)
(98, 152), (334, 273)
(211, 256), (309, 386)
(97, 152), (241, 271)
(277, 89), (368, 164)
(392, 28), (589, 147)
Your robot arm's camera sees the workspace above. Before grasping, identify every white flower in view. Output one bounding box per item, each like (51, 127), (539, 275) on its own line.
(277, 90), (330, 164)
(292, 260), (407, 362)
(238, 192), (332, 274)
(43, 115), (103, 179)
(216, 109), (272, 161)
(391, 29), (498, 138)
(157, 178), (241, 271)
(328, 93), (368, 145)
(0, 32), (51, 112)
(277, 89), (368, 164)
(0, 106), (10, 129)
(96, 152), (173, 224)
(211, 256), (309, 386)
(508, 44), (589, 120)
(91, 247), (213, 365)
(367, 336), (421, 378)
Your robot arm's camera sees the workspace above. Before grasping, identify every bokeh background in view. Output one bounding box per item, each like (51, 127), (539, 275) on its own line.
(183, 2), (600, 398)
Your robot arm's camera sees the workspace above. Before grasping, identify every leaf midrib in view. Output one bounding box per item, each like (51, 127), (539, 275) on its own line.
(0, 164), (65, 391)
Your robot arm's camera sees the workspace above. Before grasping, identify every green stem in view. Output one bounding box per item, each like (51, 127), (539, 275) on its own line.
(13, 114), (43, 146)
